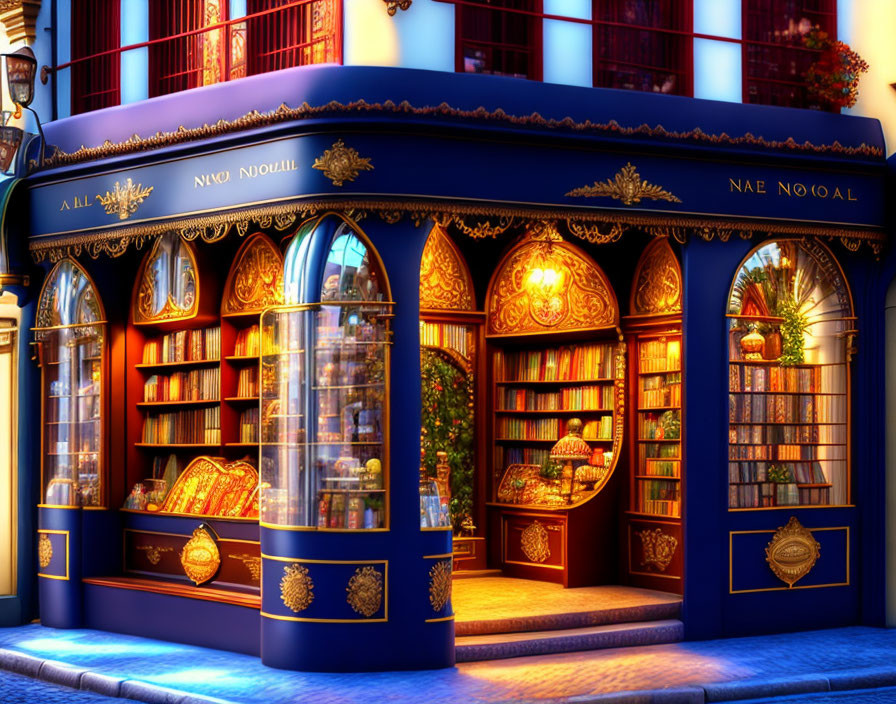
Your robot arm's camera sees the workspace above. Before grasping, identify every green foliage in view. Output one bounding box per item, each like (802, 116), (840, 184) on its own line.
(660, 410), (681, 440)
(778, 298), (808, 367)
(539, 459), (562, 480)
(767, 464), (793, 483)
(420, 349), (475, 533)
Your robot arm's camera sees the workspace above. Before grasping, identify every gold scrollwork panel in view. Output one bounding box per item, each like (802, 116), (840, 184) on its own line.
(222, 232), (284, 315)
(36, 530), (69, 580)
(630, 238), (682, 316)
(419, 225), (475, 312)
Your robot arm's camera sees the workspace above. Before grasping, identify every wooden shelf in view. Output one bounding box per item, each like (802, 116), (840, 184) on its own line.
(224, 355), (259, 364)
(494, 408), (613, 415)
(730, 390), (846, 396)
(637, 438), (680, 443)
(225, 396), (259, 403)
(495, 437), (612, 444)
(83, 576), (259, 608)
(135, 443), (220, 448)
(635, 475), (680, 480)
(225, 442), (258, 447)
(637, 405), (680, 412)
(137, 399), (219, 408)
(729, 360), (843, 367)
(135, 359), (219, 370)
(495, 379), (615, 385)
(729, 421), (846, 426)
(637, 368), (681, 374)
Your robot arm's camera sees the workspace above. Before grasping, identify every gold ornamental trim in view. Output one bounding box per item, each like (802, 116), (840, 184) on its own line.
(179, 525), (221, 586)
(419, 224), (475, 311)
(28, 199), (886, 264)
(765, 516), (821, 588)
(221, 232), (284, 315)
(631, 237), (682, 315)
(636, 528), (678, 572)
(346, 565), (384, 618)
(35, 98), (884, 171)
(281, 563), (314, 613)
(137, 545), (174, 566)
(383, 0), (411, 15)
(566, 163), (682, 206)
(228, 553), (261, 581)
(38, 533), (52, 568)
(312, 139), (373, 187)
(96, 179), (154, 221)
(520, 521), (551, 563)
(428, 559), (452, 612)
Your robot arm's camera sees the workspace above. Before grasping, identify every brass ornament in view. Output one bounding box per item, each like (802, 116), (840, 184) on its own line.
(38, 533), (52, 569)
(520, 521), (551, 563)
(566, 163), (682, 206)
(567, 220), (625, 245)
(96, 178), (154, 220)
(281, 563), (314, 613)
(636, 528), (678, 572)
(765, 516), (821, 588)
(383, 0), (411, 14)
(419, 225), (475, 311)
(312, 139), (373, 186)
(631, 238), (682, 315)
(228, 553), (261, 582)
(428, 559), (452, 612)
(346, 565), (384, 618)
(452, 215), (516, 239)
(137, 545), (174, 566)
(179, 525), (221, 586)
(222, 233), (284, 315)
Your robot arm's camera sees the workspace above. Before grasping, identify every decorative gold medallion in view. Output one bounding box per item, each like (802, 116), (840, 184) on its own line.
(96, 178), (154, 220)
(281, 563), (314, 613)
(312, 139), (373, 187)
(179, 525), (221, 586)
(636, 528), (678, 572)
(38, 533), (53, 569)
(428, 559), (452, 612)
(383, 0), (412, 14)
(228, 554), (261, 582)
(346, 566), (384, 618)
(631, 238), (682, 315)
(520, 521), (551, 563)
(566, 163), (682, 206)
(766, 516), (821, 588)
(137, 545), (174, 566)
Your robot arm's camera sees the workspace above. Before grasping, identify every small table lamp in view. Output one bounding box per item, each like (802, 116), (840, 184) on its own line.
(550, 418), (593, 504)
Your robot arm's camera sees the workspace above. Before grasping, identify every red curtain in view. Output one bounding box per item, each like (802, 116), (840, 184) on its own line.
(456, 0), (542, 80)
(149, 0), (203, 98)
(71, 0), (121, 114)
(247, 0), (340, 76)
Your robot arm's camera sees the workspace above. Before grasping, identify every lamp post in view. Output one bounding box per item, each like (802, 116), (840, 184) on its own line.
(1, 46), (43, 168)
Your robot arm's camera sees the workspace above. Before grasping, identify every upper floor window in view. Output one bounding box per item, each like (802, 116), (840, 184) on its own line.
(743, 0), (837, 109)
(457, 0), (542, 80)
(71, 0), (120, 114)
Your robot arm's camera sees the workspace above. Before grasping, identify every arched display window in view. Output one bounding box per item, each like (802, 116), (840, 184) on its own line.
(727, 239), (854, 509)
(133, 232), (199, 324)
(35, 259), (106, 507)
(260, 214), (392, 529)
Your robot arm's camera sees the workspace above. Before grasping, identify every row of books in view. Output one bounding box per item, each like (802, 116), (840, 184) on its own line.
(643, 459), (680, 477)
(497, 385), (614, 411)
(728, 482), (832, 508)
(642, 442), (680, 460)
(499, 447), (551, 467)
(494, 344), (616, 382)
(637, 479), (680, 516)
(237, 368), (259, 398)
(639, 338), (681, 373)
(143, 368), (219, 402)
(497, 417), (559, 441)
(728, 394), (846, 424)
(728, 460), (828, 484)
(240, 408), (259, 443)
(234, 325), (260, 357)
(583, 417), (613, 441)
(420, 321), (470, 360)
(729, 444), (836, 461)
(729, 363), (843, 393)
(141, 407), (221, 444)
(639, 411), (680, 441)
(640, 373), (682, 408)
(728, 424), (846, 445)
(142, 327), (221, 364)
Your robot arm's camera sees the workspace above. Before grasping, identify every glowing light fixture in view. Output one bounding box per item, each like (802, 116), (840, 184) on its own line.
(0, 45), (44, 168)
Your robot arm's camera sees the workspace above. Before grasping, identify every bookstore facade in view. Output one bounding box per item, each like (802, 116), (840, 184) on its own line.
(18, 65), (893, 671)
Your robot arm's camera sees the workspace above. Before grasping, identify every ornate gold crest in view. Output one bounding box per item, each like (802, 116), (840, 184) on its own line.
(179, 525), (221, 586)
(766, 516), (821, 588)
(428, 559), (452, 612)
(312, 139), (373, 187)
(566, 163), (682, 206)
(38, 533), (53, 569)
(383, 0), (412, 15)
(96, 178), (154, 220)
(281, 563), (314, 613)
(520, 521), (550, 563)
(631, 238), (682, 315)
(228, 553), (261, 582)
(346, 566), (384, 618)
(419, 225), (475, 311)
(137, 545), (173, 566)
(636, 528), (678, 572)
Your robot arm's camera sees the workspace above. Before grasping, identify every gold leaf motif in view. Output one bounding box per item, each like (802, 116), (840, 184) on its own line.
(180, 525), (221, 586)
(566, 163), (682, 206)
(281, 563), (314, 613)
(96, 178), (154, 220)
(520, 521), (550, 563)
(383, 0), (412, 15)
(766, 516), (821, 588)
(631, 238), (682, 315)
(346, 566), (383, 617)
(453, 215), (516, 239)
(428, 559), (452, 612)
(38, 534), (53, 569)
(137, 545), (174, 566)
(419, 225), (475, 311)
(312, 139), (373, 187)
(228, 553), (261, 582)
(636, 528), (678, 572)
(222, 234), (284, 315)
(134, 233), (198, 324)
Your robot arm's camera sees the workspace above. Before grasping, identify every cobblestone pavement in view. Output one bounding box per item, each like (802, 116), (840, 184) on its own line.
(743, 686), (896, 703)
(0, 669), (140, 703)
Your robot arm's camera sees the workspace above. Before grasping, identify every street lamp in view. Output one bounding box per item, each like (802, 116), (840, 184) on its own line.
(0, 46), (44, 169)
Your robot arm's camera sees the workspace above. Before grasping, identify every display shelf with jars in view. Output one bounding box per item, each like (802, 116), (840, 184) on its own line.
(727, 239), (853, 510)
(36, 259), (107, 507)
(260, 215), (390, 530)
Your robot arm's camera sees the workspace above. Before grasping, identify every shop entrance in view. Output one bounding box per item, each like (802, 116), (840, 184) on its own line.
(419, 224), (684, 652)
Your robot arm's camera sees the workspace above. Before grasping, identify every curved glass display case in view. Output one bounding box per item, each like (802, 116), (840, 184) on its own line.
(35, 259), (106, 507)
(727, 239), (853, 509)
(133, 232), (198, 324)
(261, 215), (391, 529)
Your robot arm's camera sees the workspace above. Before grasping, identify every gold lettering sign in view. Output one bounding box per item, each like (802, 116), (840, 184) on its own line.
(729, 177), (858, 202)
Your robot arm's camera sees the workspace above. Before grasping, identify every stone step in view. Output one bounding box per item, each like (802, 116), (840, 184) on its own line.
(455, 619), (684, 662)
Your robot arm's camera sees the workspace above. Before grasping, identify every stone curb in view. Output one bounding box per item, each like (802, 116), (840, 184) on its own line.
(0, 647), (234, 704)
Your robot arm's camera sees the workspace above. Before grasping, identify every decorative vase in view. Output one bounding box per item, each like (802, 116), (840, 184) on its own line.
(740, 328), (765, 360)
(763, 331), (782, 360)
